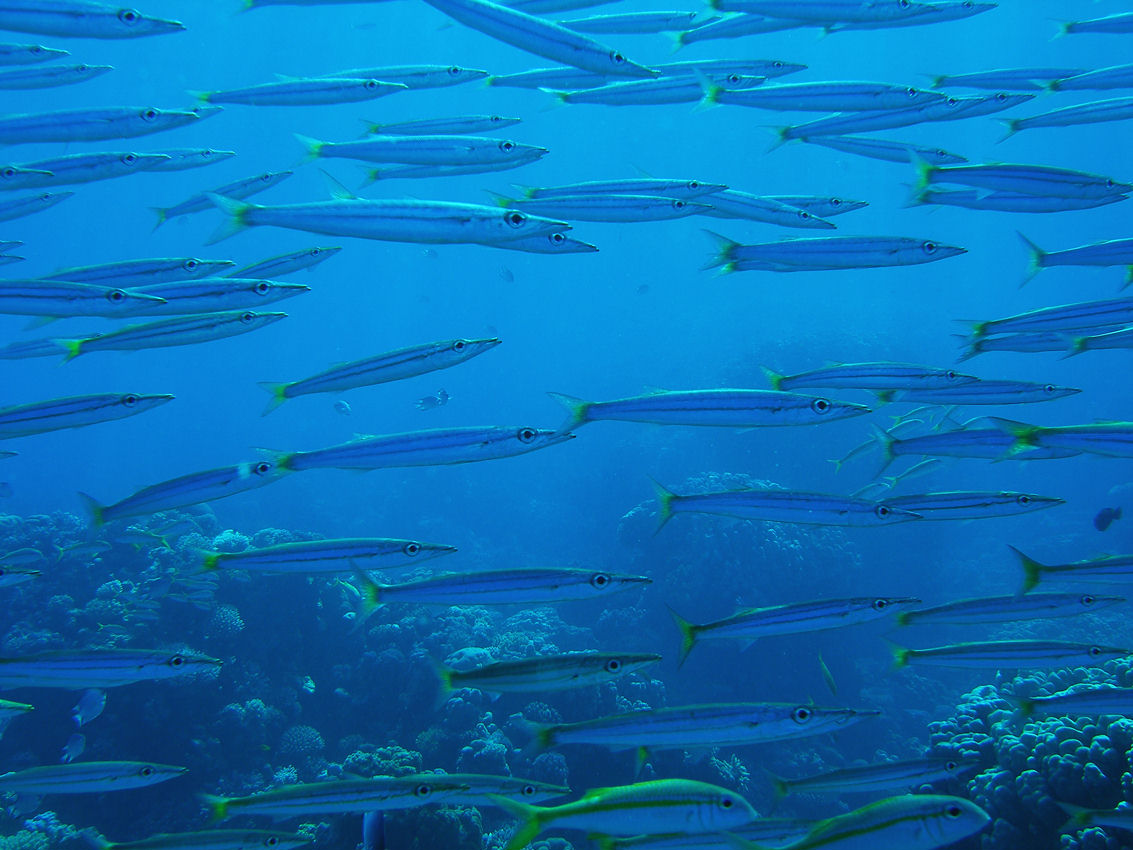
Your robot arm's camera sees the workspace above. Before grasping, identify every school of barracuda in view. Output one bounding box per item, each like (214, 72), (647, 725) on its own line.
(0, 0), (1130, 849)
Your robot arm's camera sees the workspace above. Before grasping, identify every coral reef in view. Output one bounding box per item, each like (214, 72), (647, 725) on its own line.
(929, 658), (1133, 850)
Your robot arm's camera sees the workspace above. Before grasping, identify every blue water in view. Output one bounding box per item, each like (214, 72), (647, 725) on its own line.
(1, 1), (1132, 849)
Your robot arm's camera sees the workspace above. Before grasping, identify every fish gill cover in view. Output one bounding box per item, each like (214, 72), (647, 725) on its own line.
(0, 1), (1130, 850)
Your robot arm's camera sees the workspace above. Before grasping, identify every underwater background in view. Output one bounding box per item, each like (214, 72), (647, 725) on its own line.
(0, 1), (1132, 849)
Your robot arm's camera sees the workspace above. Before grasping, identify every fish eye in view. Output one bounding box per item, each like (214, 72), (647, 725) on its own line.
(107, 289), (127, 303)
(1043, 384), (1055, 394)
(140, 107), (158, 121)
(605, 658), (622, 673)
(1106, 179), (1115, 188)
(550, 233), (565, 244)
(898, 0), (910, 6)
(240, 311), (255, 324)
(1081, 595), (1096, 606)
(1, 167), (13, 178)
(946, 97), (959, 106)
(875, 505), (891, 518)
(415, 783), (431, 797)
(590, 572), (611, 589)
(169, 654), (185, 667)
(906, 87), (917, 97)
(122, 153), (137, 164)
(265, 839), (279, 848)
(688, 180), (700, 190)
(995, 92), (1007, 102)
(448, 66), (461, 76)
(1090, 646), (1102, 656)
(522, 784), (536, 796)
(830, 198), (842, 207)
(673, 199), (685, 209)
(517, 427), (537, 443)
(798, 210), (811, 220)
(773, 60), (783, 68)
(945, 804), (962, 818)
(184, 259), (199, 270)
(403, 541), (421, 556)
(872, 598), (888, 610)
(610, 51), (626, 65)
(254, 461), (273, 475)
(791, 706), (811, 723)
(309, 248), (322, 255)
(139, 765), (154, 777)
(1016, 494), (1031, 505)
(727, 74), (741, 84)
(490, 115), (502, 123)
(119, 9), (140, 24)
(946, 370), (957, 380)
(946, 760), (958, 771)
(720, 797), (734, 809)
(122, 394), (139, 407)
(922, 241), (938, 254)
(500, 140), (515, 152)
(254, 282), (270, 295)
(364, 79), (378, 89)
(78, 64), (89, 72)
(506, 211), (526, 228)
(260, 173), (273, 182)
(30, 45), (42, 54)
(811, 397), (831, 414)
(452, 340), (466, 351)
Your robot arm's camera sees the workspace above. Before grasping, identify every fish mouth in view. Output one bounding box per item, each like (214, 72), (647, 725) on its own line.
(621, 575), (653, 586)
(890, 508), (923, 520)
(144, 394), (177, 404)
(838, 708), (882, 724)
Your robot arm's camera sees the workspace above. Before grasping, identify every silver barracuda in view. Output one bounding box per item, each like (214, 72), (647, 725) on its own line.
(0, 761), (186, 794)
(229, 247), (340, 278)
(153, 170), (292, 228)
(193, 77), (406, 106)
(0, 105), (204, 146)
(0, 2), (184, 38)
(46, 256), (236, 285)
(419, 0), (656, 78)
(897, 592), (1123, 626)
(0, 648), (220, 689)
(201, 775), (477, 820)
(196, 537), (458, 573)
(0, 392), (173, 438)
(207, 191), (570, 247)
(672, 597), (916, 663)
(261, 426), (574, 472)
(78, 459), (290, 525)
(653, 481), (921, 529)
(53, 311), (288, 361)
(549, 388), (869, 432)
(439, 651), (661, 695)
(0, 279), (164, 317)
